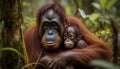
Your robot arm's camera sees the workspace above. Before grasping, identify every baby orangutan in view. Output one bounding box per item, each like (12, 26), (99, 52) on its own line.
(64, 24), (88, 49)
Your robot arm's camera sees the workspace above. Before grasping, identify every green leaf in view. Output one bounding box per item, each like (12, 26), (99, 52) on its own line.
(100, 0), (117, 10)
(106, 0), (117, 10)
(66, 6), (72, 15)
(100, 0), (107, 10)
(0, 47), (23, 58)
(91, 60), (120, 69)
(92, 2), (101, 10)
(22, 1), (30, 7)
(89, 13), (100, 21)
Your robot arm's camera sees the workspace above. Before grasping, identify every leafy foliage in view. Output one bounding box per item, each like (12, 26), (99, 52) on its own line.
(100, 0), (117, 10)
(91, 60), (120, 69)
(0, 47), (23, 58)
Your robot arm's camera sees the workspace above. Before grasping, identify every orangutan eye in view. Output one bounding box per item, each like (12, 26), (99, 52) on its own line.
(52, 22), (58, 29)
(69, 33), (73, 39)
(64, 33), (67, 39)
(43, 22), (49, 30)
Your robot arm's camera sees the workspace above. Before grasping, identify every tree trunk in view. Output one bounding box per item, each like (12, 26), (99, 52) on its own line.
(110, 18), (118, 64)
(0, 0), (25, 69)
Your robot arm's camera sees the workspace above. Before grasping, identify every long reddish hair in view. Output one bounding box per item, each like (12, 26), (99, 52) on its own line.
(67, 16), (112, 61)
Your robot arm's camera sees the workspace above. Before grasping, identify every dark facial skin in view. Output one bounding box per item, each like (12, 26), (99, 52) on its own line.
(64, 26), (77, 49)
(40, 9), (64, 50)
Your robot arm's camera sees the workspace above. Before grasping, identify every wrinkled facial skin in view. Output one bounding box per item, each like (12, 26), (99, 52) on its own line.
(40, 9), (64, 50)
(64, 26), (77, 49)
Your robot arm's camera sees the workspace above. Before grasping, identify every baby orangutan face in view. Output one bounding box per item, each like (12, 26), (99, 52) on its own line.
(64, 26), (77, 49)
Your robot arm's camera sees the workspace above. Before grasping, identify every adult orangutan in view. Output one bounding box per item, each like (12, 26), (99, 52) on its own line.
(24, 3), (112, 69)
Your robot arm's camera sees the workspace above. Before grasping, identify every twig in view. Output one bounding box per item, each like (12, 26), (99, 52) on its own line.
(74, 0), (80, 16)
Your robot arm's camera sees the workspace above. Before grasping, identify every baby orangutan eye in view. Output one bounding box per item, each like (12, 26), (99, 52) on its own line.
(64, 33), (67, 39)
(69, 33), (73, 39)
